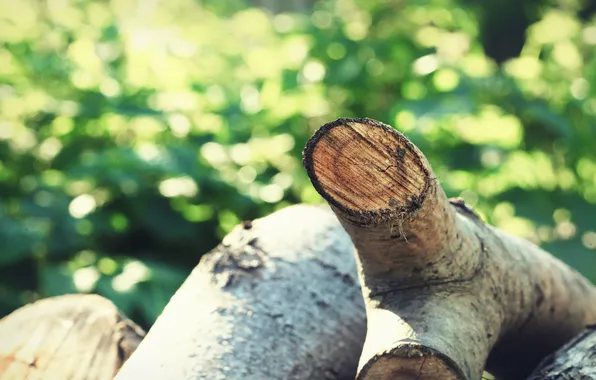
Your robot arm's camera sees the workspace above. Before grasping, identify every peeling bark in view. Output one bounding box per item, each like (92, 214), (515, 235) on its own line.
(528, 325), (596, 379)
(115, 204), (366, 380)
(302, 118), (596, 380)
(0, 294), (144, 380)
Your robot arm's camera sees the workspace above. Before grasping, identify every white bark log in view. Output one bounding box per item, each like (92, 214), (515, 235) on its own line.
(303, 118), (596, 380)
(115, 204), (366, 380)
(528, 325), (596, 379)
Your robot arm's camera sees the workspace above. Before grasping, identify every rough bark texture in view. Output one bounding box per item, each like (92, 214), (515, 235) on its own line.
(302, 118), (596, 380)
(0, 294), (144, 380)
(528, 325), (596, 379)
(115, 204), (366, 380)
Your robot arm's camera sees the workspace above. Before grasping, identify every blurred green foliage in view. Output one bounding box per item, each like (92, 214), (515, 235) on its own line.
(1, 0), (595, 328)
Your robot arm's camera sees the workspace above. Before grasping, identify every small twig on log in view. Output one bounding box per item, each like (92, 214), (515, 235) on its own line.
(0, 294), (145, 380)
(115, 205), (366, 380)
(302, 118), (596, 380)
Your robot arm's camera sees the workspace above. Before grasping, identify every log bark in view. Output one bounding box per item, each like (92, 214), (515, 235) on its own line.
(0, 294), (144, 380)
(527, 325), (596, 379)
(115, 204), (366, 380)
(302, 118), (596, 380)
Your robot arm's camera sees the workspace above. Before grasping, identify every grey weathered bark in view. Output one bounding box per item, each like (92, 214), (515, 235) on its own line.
(115, 204), (366, 380)
(302, 118), (596, 380)
(0, 294), (144, 380)
(527, 325), (596, 379)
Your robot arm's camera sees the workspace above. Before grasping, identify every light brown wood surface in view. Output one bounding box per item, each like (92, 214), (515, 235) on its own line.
(0, 294), (144, 380)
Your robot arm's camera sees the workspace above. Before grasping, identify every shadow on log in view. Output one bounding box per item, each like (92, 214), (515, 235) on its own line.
(302, 118), (596, 380)
(0, 294), (145, 380)
(115, 204), (367, 380)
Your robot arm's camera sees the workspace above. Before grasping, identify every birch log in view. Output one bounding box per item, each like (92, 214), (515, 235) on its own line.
(0, 294), (144, 380)
(115, 204), (366, 380)
(302, 118), (596, 380)
(527, 325), (596, 379)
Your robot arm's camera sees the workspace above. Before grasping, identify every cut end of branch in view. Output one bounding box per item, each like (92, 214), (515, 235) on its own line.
(0, 294), (144, 380)
(303, 118), (429, 223)
(357, 345), (465, 380)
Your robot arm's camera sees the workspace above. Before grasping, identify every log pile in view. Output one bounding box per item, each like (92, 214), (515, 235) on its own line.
(1, 118), (595, 380)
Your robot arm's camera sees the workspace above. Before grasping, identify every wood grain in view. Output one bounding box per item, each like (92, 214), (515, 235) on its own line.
(306, 118), (426, 213)
(0, 294), (144, 380)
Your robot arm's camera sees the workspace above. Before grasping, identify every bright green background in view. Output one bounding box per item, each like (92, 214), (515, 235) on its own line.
(1, 0), (595, 329)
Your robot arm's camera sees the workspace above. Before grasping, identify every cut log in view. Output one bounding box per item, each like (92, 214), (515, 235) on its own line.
(527, 325), (596, 379)
(0, 294), (145, 380)
(115, 204), (366, 380)
(302, 118), (596, 380)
